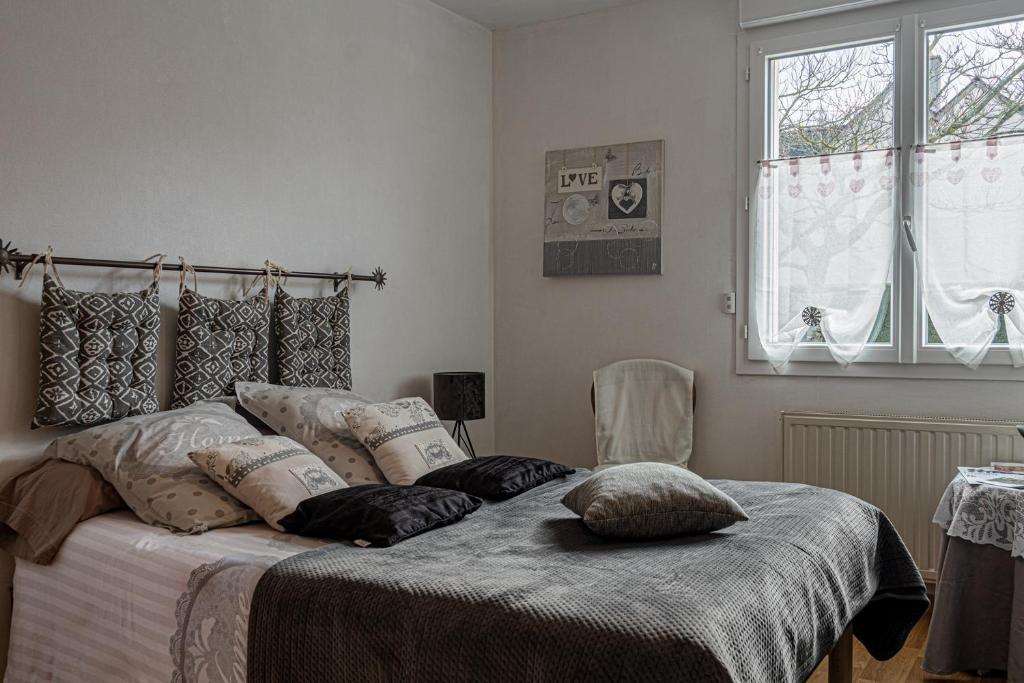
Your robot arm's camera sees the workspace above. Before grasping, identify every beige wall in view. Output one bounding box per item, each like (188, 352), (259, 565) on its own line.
(492, 0), (1024, 478)
(0, 0), (495, 476)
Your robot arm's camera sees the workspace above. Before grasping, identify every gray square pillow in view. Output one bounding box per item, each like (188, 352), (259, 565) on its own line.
(275, 287), (352, 389)
(562, 462), (748, 539)
(33, 273), (160, 428)
(172, 288), (271, 409)
(46, 401), (262, 533)
(236, 382), (385, 485)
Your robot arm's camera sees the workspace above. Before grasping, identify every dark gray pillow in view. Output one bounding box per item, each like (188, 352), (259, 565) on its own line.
(172, 288), (271, 409)
(562, 463), (748, 539)
(279, 485), (482, 547)
(274, 287), (351, 389)
(33, 273), (160, 428)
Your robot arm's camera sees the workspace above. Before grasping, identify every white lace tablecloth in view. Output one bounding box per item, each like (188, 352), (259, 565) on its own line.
(933, 476), (1024, 559)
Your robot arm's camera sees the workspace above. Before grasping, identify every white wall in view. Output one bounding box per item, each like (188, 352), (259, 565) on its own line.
(0, 0), (495, 472)
(492, 0), (1024, 478)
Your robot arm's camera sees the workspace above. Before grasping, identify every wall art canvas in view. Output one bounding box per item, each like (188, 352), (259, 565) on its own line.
(544, 139), (663, 276)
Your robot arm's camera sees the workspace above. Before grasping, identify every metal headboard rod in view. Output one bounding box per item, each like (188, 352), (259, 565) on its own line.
(0, 239), (387, 291)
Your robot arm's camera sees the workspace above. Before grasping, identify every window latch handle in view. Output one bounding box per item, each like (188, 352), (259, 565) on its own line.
(902, 216), (918, 253)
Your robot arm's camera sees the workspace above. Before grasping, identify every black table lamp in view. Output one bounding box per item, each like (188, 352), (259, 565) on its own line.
(433, 372), (484, 459)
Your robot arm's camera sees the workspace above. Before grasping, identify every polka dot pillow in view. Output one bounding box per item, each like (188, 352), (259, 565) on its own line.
(46, 401), (261, 533)
(236, 382), (385, 485)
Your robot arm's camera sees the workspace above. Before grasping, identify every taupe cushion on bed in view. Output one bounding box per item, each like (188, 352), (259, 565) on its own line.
(343, 397), (468, 486)
(172, 288), (271, 409)
(561, 463), (748, 539)
(0, 459), (124, 564)
(275, 287), (352, 390)
(236, 382), (385, 485)
(33, 273), (161, 428)
(46, 401), (262, 533)
(190, 435), (347, 531)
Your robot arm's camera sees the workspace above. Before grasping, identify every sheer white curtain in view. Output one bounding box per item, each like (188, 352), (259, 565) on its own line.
(754, 149), (897, 370)
(918, 136), (1024, 368)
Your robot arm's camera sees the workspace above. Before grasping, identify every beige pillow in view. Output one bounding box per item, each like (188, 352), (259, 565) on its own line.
(235, 382), (384, 485)
(0, 459), (124, 564)
(190, 435), (347, 531)
(343, 397), (468, 485)
(47, 401), (261, 533)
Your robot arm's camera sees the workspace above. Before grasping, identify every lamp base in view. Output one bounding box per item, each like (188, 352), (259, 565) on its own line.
(451, 421), (477, 459)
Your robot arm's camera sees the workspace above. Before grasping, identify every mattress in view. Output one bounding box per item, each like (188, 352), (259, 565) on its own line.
(6, 511), (327, 682)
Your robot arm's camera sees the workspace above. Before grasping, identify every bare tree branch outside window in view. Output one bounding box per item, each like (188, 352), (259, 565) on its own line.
(928, 20), (1024, 143)
(773, 41), (895, 159)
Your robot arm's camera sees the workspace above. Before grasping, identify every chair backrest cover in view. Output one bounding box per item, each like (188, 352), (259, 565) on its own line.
(593, 359), (694, 469)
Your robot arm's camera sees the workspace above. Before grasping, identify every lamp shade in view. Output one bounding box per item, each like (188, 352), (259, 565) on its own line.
(433, 372), (485, 421)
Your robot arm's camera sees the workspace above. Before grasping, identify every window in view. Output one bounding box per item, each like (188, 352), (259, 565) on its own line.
(744, 1), (1024, 375)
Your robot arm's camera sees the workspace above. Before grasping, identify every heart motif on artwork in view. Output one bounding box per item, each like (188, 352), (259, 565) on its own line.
(849, 178), (865, 194)
(568, 173), (577, 183)
(610, 182), (644, 214)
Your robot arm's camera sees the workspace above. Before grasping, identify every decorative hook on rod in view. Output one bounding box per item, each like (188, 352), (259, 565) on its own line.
(0, 239), (18, 277)
(372, 266), (387, 291)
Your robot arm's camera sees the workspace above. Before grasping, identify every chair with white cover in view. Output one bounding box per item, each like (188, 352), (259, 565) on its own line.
(591, 359), (695, 471)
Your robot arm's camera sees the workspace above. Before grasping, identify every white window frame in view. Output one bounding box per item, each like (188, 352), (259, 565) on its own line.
(736, 0), (1024, 380)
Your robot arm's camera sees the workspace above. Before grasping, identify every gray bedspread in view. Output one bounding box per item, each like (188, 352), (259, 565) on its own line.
(248, 473), (927, 683)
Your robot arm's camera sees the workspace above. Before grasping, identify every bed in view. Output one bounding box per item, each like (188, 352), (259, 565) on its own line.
(7, 471), (928, 683)
(6, 511), (327, 682)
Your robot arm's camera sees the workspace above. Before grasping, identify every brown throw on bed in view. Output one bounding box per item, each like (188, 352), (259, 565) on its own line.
(248, 473), (927, 683)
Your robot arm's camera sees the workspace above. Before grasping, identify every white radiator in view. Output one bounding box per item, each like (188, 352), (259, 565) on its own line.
(782, 412), (1024, 582)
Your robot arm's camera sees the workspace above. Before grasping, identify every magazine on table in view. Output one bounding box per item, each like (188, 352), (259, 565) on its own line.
(958, 466), (1024, 489)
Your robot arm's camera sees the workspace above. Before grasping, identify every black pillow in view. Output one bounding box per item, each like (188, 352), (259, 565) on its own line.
(278, 485), (481, 547)
(414, 455), (574, 501)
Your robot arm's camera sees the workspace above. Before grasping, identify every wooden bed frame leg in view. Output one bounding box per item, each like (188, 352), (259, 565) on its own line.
(828, 627), (854, 683)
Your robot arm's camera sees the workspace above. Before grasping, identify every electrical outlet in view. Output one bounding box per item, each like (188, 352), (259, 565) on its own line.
(724, 292), (736, 315)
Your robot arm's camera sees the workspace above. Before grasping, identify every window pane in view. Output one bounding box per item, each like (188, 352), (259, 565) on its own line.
(928, 18), (1024, 143)
(771, 41), (896, 158)
(802, 285), (891, 344)
(926, 314), (1009, 346)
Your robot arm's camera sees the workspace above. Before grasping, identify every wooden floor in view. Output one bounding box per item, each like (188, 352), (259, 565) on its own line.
(807, 609), (1006, 682)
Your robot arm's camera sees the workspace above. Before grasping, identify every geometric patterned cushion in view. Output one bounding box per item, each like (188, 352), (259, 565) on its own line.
(274, 287), (352, 390)
(172, 288), (271, 409)
(32, 273), (160, 429)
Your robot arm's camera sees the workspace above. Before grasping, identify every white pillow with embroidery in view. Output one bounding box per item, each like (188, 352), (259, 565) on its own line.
(190, 435), (346, 531)
(342, 398), (468, 485)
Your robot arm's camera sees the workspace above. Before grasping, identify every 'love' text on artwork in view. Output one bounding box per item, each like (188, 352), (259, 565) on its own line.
(558, 166), (603, 193)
